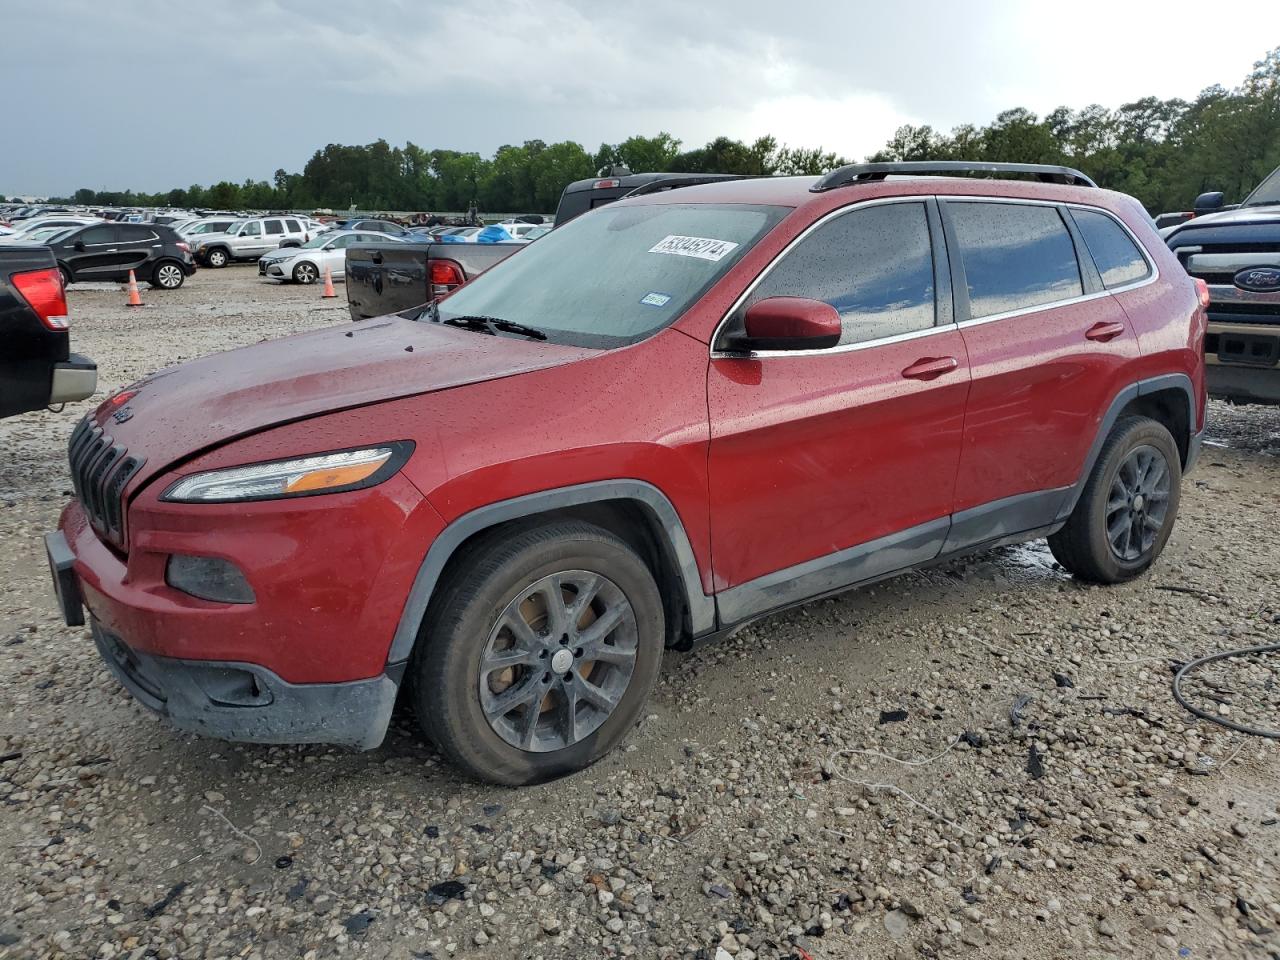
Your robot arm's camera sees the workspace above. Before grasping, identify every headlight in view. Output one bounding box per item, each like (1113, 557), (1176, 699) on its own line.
(162, 443), (413, 503)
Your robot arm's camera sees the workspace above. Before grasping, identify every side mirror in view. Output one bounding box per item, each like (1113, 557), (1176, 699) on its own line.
(73, 240), (86, 251)
(732, 297), (842, 351)
(1194, 191), (1225, 213)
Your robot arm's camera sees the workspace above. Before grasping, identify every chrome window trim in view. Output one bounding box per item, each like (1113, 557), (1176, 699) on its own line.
(710, 194), (1160, 359)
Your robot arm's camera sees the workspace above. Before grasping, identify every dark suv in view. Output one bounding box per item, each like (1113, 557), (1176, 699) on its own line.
(48, 223), (196, 290)
(47, 162), (1206, 785)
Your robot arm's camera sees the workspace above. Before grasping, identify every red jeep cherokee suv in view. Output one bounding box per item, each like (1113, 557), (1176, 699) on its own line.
(46, 162), (1207, 785)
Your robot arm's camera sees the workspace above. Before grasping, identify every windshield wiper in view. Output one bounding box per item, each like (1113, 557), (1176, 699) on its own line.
(437, 313), (547, 341)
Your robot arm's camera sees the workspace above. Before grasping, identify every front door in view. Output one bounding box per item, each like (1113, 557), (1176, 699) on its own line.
(59, 224), (119, 280)
(939, 199), (1143, 551)
(707, 199), (970, 624)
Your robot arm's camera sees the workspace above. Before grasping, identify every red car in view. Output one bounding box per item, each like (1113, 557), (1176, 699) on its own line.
(46, 162), (1208, 785)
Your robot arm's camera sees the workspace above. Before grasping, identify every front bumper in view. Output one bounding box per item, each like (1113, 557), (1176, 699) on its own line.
(91, 620), (398, 749)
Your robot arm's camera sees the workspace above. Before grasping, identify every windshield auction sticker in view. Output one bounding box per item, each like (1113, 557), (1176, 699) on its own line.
(648, 235), (740, 262)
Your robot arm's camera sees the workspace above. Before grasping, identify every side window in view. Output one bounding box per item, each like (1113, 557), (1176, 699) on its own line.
(949, 202), (1083, 318)
(264, 219), (284, 236)
(744, 202), (936, 346)
(327, 234), (353, 249)
(242, 221), (262, 237)
(118, 225), (155, 242)
(1070, 208), (1151, 289)
(285, 218), (300, 232)
(79, 226), (116, 244)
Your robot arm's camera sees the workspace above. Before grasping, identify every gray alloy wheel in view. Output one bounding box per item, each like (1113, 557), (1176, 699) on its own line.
(478, 570), (638, 752)
(293, 261), (318, 285)
(206, 248), (229, 268)
(153, 262), (185, 289)
(1106, 444), (1172, 562)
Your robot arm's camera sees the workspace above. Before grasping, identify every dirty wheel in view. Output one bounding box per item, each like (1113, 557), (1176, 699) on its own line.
(1049, 415), (1181, 583)
(293, 261), (318, 285)
(410, 521), (664, 785)
(206, 248), (229, 268)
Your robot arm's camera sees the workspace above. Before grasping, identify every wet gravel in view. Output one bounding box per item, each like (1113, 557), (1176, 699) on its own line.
(2, 268), (1279, 959)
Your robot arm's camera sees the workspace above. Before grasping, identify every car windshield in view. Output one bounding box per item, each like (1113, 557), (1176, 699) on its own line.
(301, 233), (332, 249)
(1243, 167), (1280, 207)
(435, 202), (787, 348)
(223, 220), (246, 235)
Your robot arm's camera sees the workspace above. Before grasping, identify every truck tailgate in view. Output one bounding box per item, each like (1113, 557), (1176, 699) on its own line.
(346, 241), (527, 321)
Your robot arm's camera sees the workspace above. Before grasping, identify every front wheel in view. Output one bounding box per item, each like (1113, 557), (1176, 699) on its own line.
(150, 260), (185, 289)
(205, 248), (229, 268)
(58, 265), (72, 287)
(1049, 415), (1182, 583)
(409, 521), (665, 785)
(293, 261), (318, 285)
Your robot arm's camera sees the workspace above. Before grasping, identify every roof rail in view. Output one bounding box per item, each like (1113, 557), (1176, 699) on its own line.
(621, 174), (757, 199)
(811, 161), (1097, 192)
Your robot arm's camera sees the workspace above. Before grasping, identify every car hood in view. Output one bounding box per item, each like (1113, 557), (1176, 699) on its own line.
(1183, 205), (1280, 228)
(94, 316), (596, 486)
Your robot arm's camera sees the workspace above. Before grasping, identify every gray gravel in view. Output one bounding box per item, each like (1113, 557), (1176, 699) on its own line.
(1, 268), (1278, 959)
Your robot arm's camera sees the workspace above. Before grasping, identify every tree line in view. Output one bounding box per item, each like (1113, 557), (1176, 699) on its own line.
(46, 47), (1280, 216)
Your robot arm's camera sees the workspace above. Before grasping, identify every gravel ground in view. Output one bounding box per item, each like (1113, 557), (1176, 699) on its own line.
(1, 268), (1278, 960)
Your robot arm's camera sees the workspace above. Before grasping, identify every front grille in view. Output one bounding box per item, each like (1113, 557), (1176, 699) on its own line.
(68, 417), (145, 547)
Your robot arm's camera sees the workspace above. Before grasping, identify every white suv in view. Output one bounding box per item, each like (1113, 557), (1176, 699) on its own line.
(194, 216), (312, 267)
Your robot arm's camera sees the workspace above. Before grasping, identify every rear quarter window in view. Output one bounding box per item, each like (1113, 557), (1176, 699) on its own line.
(1070, 208), (1151, 288)
(948, 202), (1083, 319)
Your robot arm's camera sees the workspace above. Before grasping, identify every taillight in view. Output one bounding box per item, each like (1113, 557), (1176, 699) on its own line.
(429, 259), (465, 297)
(12, 267), (69, 331)
(1194, 277), (1210, 309)
(593, 178), (621, 189)
(176, 241), (190, 253)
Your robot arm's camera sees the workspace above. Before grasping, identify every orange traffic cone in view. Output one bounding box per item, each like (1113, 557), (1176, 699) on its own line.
(124, 270), (143, 307)
(321, 266), (337, 298)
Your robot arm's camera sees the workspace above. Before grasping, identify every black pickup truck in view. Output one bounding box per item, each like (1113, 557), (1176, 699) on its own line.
(346, 171), (742, 321)
(1166, 164), (1280, 404)
(1, 247), (97, 418)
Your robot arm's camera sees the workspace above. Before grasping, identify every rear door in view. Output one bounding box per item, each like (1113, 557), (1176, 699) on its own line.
(941, 198), (1142, 551)
(706, 199), (970, 623)
(115, 225), (162, 276)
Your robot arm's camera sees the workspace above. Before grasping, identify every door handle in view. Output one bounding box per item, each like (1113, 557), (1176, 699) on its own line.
(902, 356), (959, 381)
(1085, 320), (1126, 342)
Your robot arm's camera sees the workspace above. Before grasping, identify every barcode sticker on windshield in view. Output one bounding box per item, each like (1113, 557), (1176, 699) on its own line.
(648, 235), (739, 262)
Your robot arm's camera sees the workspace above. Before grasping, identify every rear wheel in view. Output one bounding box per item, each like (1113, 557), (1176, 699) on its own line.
(293, 261), (318, 285)
(58, 265), (72, 287)
(150, 260), (185, 290)
(409, 521), (664, 785)
(1049, 415), (1181, 583)
(205, 248), (229, 268)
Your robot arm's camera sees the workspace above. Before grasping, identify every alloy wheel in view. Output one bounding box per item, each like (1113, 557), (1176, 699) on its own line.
(478, 570), (638, 752)
(1106, 444), (1171, 562)
(156, 264), (183, 288)
(295, 263), (317, 284)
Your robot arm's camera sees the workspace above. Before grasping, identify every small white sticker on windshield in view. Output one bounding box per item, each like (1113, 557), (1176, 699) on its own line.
(640, 292), (672, 307)
(648, 235), (740, 262)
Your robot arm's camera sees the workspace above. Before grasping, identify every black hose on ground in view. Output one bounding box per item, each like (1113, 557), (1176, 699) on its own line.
(1172, 643), (1280, 739)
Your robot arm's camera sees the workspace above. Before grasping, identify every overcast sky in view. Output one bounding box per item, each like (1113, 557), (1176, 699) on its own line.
(3, 0), (1274, 196)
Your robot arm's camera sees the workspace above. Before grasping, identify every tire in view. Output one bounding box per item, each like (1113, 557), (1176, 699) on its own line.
(293, 261), (319, 285)
(1049, 415), (1182, 584)
(205, 248), (229, 268)
(150, 260), (185, 290)
(409, 520), (665, 785)
(58, 265), (72, 287)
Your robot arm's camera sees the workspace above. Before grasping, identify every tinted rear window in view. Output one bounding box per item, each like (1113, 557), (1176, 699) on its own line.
(1070, 208), (1150, 288)
(949, 202), (1083, 319)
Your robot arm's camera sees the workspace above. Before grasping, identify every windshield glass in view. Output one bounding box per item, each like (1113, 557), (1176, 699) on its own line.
(301, 233), (332, 249)
(222, 220), (246, 236)
(1243, 167), (1280, 207)
(435, 202), (786, 348)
